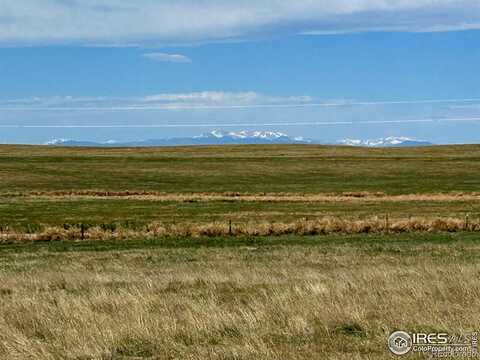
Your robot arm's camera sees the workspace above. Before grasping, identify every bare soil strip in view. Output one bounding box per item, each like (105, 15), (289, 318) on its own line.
(4, 190), (480, 202)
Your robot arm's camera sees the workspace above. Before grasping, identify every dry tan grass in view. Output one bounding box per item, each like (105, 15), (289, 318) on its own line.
(0, 216), (477, 243)
(0, 238), (479, 359)
(7, 190), (480, 203)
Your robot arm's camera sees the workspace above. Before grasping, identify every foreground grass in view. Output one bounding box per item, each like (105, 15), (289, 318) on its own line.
(1, 233), (479, 359)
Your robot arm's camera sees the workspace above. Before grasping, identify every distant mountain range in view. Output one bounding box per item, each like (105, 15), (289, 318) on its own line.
(45, 130), (313, 147)
(338, 136), (433, 147)
(45, 131), (433, 147)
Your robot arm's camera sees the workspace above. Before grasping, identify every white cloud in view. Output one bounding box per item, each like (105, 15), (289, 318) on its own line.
(4, 117), (480, 129)
(141, 91), (259, 104)
(0, 91), (312, 110)
(1, 93), (480, 112)
(143, 52), (191, 63)
(0, 1), (479, 46)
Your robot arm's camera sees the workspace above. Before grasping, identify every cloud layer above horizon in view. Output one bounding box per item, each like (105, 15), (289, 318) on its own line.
(0, 92), (313, 110)
(1, 0), (479, 46)
(1, 91), (479, 112)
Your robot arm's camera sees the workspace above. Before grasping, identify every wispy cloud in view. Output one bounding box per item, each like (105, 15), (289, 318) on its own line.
(3, 117), (480, 128)
(0, 91), (313, 111)
(0, 1), (479, 46)
(142, 52), (192, 63)
(141, 92), (258, 104)
(449, 104), (480, 110)
(1, 93), (479, 112)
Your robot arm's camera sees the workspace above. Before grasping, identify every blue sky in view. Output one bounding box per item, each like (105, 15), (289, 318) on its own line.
(1, 1), (480, 144)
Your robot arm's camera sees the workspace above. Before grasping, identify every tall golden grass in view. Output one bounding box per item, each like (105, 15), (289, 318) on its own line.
(0, 216), (476, 243)
(1, 236), (479, 359)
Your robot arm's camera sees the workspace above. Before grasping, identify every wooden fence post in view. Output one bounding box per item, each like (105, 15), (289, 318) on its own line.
(81, 223), (85, 240)
(229, 219), (232, 235)
(385, 214), (389, 233)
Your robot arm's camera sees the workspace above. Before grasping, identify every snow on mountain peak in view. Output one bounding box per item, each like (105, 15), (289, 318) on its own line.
(209, 130), (227, 138)
(44, 138), (69, 145)
(339, 136), (431, 147)
(200, 130), (290, 140)
(252, 131), (288, 139)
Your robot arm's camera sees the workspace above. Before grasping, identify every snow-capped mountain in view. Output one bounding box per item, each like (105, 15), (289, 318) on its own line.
(44, 132), (433, 148)
(45, 138), (67, 145)
(200, 130), (288, 140)
(196, 130), (310, 143)
(44, 139), (105, 146)
(338, 136), (433, 147)
(44, 130), (313, 147)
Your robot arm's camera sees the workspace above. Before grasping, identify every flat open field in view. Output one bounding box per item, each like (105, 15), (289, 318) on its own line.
(1, 233), (480, 359)
(2, 144), (480, 231)
(3, 144), (480, 194)
(1, 144), (480, 359)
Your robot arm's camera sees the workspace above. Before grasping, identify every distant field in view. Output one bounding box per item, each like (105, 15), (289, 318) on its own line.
(1, 197), (480, 232)
(2, 144), (480, 194)
(2, 144), (480, 230)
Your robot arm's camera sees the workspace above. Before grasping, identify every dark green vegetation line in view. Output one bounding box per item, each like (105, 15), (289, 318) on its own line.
(0, 232), (475, 254)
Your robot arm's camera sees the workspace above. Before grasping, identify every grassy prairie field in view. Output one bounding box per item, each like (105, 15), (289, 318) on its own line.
(2, 144), (480, 230)
(2, 144), (480, 194)
(1, 234), (480, 359)
(1, 144), (480, 359)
